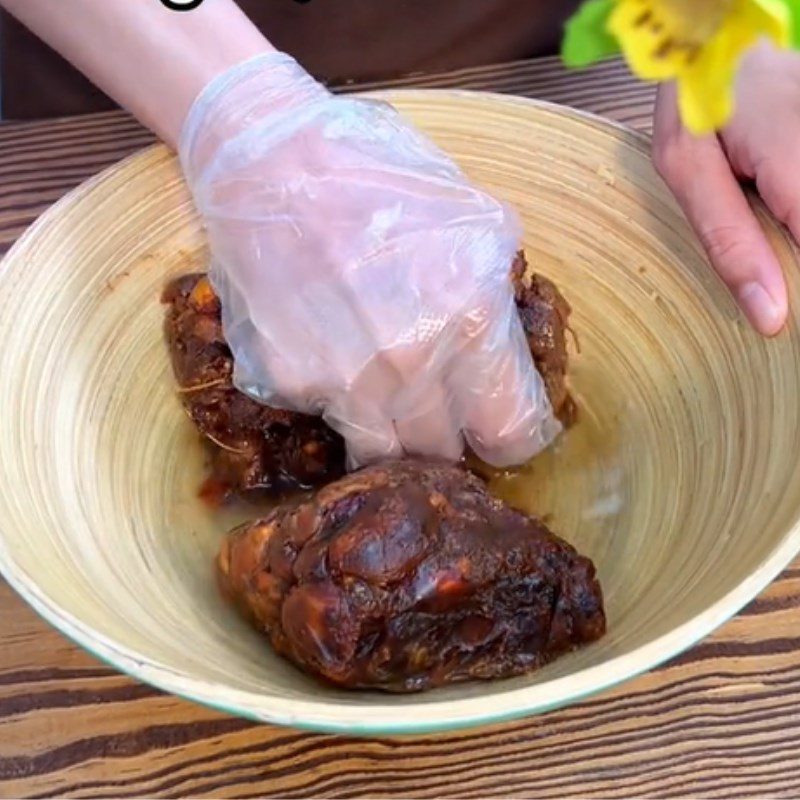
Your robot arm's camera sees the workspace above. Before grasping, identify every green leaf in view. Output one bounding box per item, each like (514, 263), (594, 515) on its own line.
(791, 2), (800, 48)
(561, 0), (620, 68)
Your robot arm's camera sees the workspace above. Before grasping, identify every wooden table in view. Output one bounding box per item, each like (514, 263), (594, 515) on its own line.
(2, 57), (800, 800)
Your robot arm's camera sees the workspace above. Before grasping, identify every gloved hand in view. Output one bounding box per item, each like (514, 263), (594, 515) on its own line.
(179, 51), (560, 468)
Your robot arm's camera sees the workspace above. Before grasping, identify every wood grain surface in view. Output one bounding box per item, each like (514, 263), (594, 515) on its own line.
(2, 56), (800, 799)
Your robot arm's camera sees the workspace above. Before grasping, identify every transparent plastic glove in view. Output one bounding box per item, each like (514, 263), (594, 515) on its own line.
(179, 52), (560, 468)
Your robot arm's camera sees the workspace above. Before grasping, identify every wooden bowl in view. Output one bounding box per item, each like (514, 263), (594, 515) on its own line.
(1, 91), (799, 734)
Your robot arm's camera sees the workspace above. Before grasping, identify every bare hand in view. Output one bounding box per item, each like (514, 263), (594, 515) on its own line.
(653, 42), (800, 336)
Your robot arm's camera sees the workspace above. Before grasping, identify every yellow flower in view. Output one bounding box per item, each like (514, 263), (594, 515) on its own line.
(608, 0), (790, 133)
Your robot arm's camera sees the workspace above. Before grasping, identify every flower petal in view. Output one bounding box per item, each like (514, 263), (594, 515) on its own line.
(664, 0), (788, 133)
(743, 0), (791, 47)
(678, 65), (734, 134)
(608, 0), (682, 81)
(676, 15), (756, 134)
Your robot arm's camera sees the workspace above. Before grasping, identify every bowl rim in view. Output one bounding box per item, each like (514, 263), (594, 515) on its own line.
(2, 89), (800, 735)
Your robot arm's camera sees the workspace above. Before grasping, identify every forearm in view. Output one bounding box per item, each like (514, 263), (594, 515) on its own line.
(1, 0), (274, 147)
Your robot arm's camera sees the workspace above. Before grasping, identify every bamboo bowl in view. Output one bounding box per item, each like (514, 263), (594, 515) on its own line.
(1, 91), (800, 734)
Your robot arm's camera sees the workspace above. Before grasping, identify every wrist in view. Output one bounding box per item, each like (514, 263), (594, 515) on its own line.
(143, 7), (278, 148)
(179, 51), (329, 181)
(0, 0), (277, 150)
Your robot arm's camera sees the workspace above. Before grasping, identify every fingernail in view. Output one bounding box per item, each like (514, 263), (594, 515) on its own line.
(738, 282), (784, 336)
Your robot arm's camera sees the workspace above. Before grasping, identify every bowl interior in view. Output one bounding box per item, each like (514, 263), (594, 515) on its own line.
(1, 92), (800, 733)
